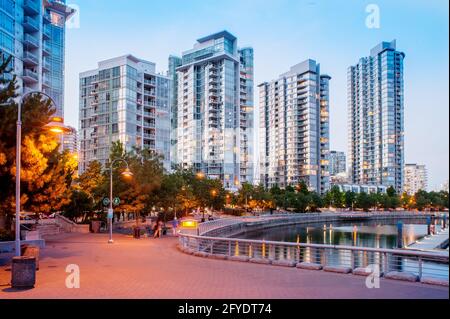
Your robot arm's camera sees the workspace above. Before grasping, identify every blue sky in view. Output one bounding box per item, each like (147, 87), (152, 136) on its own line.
(64, 0), (449, 190)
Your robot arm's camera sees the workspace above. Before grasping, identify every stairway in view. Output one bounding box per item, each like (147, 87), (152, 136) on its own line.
(36, 223), (63, 238)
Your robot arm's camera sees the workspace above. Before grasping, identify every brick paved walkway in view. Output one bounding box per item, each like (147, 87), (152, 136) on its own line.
(0, 233), (448, 299)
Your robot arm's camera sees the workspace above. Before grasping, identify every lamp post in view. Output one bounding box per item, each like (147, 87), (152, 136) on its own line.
(7, 91), (68, 256)
(107, 158), (133, 244)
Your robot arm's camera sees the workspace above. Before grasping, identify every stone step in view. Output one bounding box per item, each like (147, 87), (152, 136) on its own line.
(36, 223), (63, 237)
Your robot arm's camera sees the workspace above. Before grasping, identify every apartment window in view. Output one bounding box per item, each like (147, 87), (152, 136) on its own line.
(0, 11), (13, 34)
(0, 30), (13, 53)
(50, 11), (65, 27)
(0, 0), (14, 16)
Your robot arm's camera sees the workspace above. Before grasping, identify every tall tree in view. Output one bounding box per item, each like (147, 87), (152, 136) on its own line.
(1, 52), (75, 227)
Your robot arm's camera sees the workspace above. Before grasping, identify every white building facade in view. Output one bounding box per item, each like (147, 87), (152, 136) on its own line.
(404, 164), (428, 195)
(62, 125), (77, 153)
(329, 150), (346, 176)
(259, 60), (331, 194)
(348, 40), (405, 193)
(173, 31), (254, 190)
(79, 55), (171, 173)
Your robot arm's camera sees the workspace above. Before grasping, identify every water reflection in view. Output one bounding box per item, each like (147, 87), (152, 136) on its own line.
(228, 218), (447, 279)
(234, 218), (441, 249)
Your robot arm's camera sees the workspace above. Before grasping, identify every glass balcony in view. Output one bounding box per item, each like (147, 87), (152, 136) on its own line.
(23, 34), (39, 49)
(23, 0), (40, 16)
(43, 25), (51, 40)
(144, 79), (156, 86)
(23, 51), (39, 66)
(43, 12), (51, 24)
(43, 42), (51, 56)
(22, 69), (39, 83)
(22, 16), (40, 33)
(42, 58), (51, 71)
(42, 75), (51, 88)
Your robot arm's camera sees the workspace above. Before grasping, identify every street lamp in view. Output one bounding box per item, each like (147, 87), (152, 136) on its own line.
(9, 91), (69, 257)
(107, 158), (133, 244)
(196, 171), (205, 180)
(204, 189), (218, 222)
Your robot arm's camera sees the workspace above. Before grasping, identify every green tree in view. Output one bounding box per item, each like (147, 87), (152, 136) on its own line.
(62, 190), (93, 222)
(325, 186), (345, 208)
(414, 190), (430, 211)
(344, 191), (357, 209)
(237, 182), (254, 208)
(309, 192), (323, 212)
(1, 53), (75, 227)
(356, 192), (372, 212)
(386, 186), (397, 197)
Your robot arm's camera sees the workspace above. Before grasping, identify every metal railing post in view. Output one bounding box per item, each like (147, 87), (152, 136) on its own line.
(177, 233), (448, 281)
(384, 252), (388, 274)
(418, 257), (423, 279)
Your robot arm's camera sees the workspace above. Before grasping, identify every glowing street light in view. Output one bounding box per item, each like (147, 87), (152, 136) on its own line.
(10, 91), (69, 257)
(196, 172), (205, 180)
(107, 158), (133, 243)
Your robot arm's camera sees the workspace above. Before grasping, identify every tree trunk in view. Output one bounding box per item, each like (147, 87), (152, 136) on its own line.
(0, 213), (5, 230)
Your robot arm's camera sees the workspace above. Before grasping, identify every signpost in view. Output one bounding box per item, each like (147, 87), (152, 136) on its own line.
(103, 198), (110, 207)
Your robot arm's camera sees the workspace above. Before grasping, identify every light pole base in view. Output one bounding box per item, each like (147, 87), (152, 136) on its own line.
(108, 239), (114, 244)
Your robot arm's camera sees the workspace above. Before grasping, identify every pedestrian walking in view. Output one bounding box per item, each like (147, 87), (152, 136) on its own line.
(157, 220), (163, 238)
(153, 219), (161, 238)
(171, 218), (179, 236)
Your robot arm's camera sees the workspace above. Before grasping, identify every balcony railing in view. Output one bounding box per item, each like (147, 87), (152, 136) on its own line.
(22, 69), (39, 82)
(42, 58), (51, 71)
(43, 42), (52, 55)
(43, 25), (51, 39)
(22, 16), (39, 32)
(23, 51), (39, 66)
(23, 34), (39, 48)
(23, 0), (40, 16)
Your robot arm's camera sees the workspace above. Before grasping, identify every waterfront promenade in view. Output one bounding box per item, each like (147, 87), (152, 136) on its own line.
(0, 233), (448, 299)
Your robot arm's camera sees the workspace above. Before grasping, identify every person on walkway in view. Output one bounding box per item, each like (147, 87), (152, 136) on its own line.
(156, 220), (164, 238)
(171, 217), (179, 236)
(153, 219), (161, 239)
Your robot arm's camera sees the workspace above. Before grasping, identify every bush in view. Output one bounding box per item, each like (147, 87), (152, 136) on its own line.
(0, 229), (14, 242)
(223, 207), (245, 216)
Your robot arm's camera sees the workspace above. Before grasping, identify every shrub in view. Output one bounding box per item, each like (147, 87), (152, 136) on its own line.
(223, 207), (245, 216)
(0, 229), (14, 242)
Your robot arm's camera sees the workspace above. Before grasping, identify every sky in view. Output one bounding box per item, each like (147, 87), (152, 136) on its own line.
(63, 0), (449, 191)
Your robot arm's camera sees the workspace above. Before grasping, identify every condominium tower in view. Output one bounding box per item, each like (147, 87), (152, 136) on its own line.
(329, 150), (346, 176)
(79, 55), (171, 173)
(62, 125), (77, 153)
(259, 60), (331, 194)
(0, 0), (74, 117)
(404, 164), (428, 195)
(172, 31), (254, 190)
(348, 40), (405, 192)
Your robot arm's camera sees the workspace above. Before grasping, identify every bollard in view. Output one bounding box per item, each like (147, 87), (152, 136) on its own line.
(426, 216), (431, 235)
(11, 256), (36, 289)
(397, 221), (403, 248)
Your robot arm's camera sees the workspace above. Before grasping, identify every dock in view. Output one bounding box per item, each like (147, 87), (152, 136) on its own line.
(407, 228), (449, 251)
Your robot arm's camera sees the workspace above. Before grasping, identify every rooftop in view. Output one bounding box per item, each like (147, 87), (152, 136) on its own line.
(197, 30), (237, 43)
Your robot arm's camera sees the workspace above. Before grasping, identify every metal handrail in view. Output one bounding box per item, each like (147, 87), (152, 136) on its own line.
(179, 233), (448, 261)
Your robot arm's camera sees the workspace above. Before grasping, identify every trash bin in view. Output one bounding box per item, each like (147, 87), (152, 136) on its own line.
(11, 256), (36, 289)
(21, 244), (40, 270)
(133, 227), (141, 239)
(91, 221), (101, 233)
